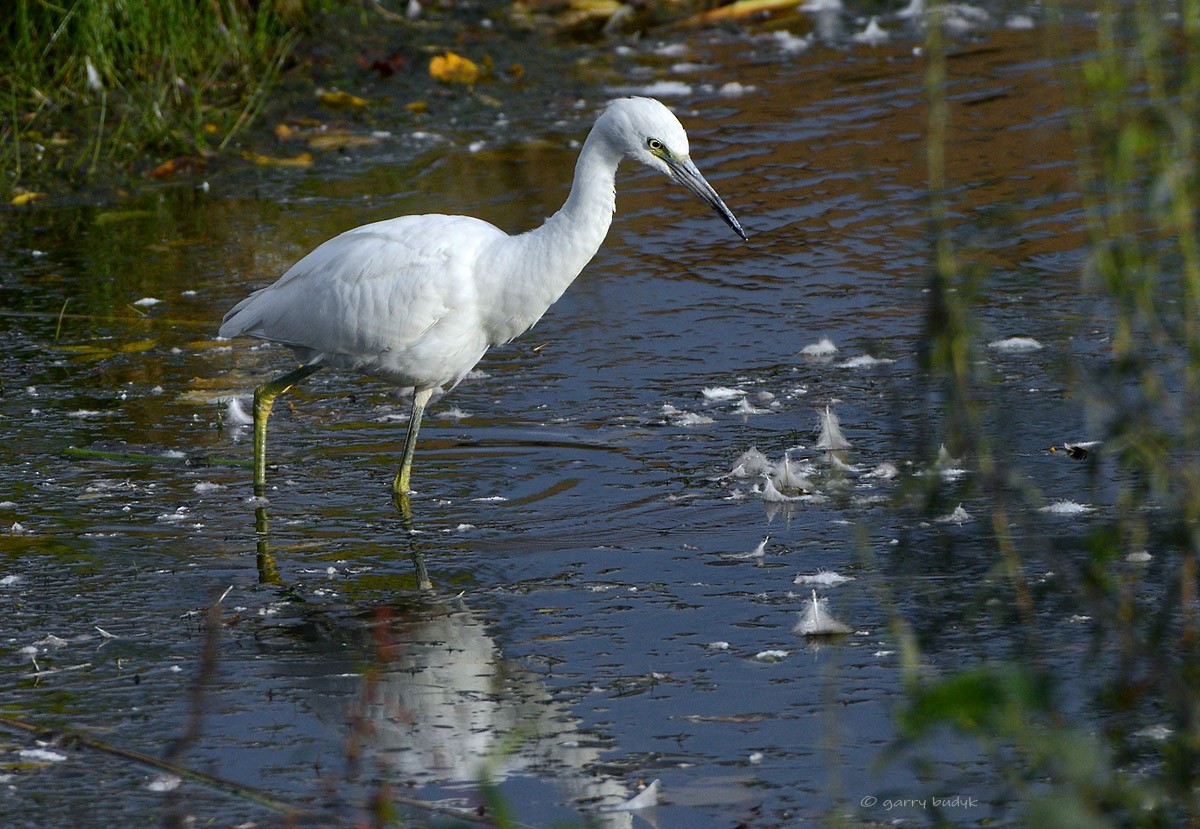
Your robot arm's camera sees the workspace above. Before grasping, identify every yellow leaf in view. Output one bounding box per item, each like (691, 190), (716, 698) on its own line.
(112, 339), (157, 354)
(11, 191), (44, 206)
(677, 0), (802, 26)
(406, 100), (429, 115)
(317, 90), (368, 110)
(306, 132), (380, 151)
(274, 123), (296, 141)
(429, 51), (480, 84)
(203, 123), (220, 135)
(245, 151), (314, 167)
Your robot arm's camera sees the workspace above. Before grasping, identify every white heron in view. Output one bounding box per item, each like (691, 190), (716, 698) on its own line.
(220, 96), (746, 502)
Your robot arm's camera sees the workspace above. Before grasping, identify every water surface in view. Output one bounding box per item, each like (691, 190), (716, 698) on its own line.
(0, 10), (1121, 827)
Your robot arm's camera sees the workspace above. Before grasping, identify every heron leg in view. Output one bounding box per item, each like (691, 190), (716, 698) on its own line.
(392, 387), (434, 499)
(252, 364), (322, 496)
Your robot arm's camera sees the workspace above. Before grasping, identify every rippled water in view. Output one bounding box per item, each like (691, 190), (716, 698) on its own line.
(0, 9), (1121, 828)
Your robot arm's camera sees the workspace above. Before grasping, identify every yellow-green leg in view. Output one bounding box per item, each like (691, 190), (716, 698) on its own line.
(252, 364), (322, 496)
(392, 387), (434, 499)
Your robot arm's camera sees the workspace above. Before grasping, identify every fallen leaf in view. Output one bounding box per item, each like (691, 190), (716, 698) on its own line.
(406, 101), (429, 114)
(244, 151), (313, 167)
(150, 155), (206, 179)
(429, 51), (481, 84)
(317, 90), (369, 110)
(357, 51), (406, 77)
(11, 191), (45, 206)
(677, 0), (802, 26)
(274, 123), (296, 141)
(306, 131), (379, 151)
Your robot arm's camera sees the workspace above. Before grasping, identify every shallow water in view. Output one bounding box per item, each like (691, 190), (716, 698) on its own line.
(0, 8), (1133, 828)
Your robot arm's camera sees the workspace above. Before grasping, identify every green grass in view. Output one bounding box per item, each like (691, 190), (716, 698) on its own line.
(0, 0), (313, 193)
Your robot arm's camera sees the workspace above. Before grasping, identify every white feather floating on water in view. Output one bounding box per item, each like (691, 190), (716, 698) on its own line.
(815, 407), (851, 451)
(988, 336), (1043, 352)
(599, 779), (661, 812)
(794, 571), (855, 587)
(799, 337), (838, 359)
(937, 504), (973, 524)
(224, 397), (253, 426)
(726, 447), (771, 478)
(793, 590), (853, 636)
(852, 17), (890, 45)
(661, 403), (714, 427)
(733, 397), (771, 416)
(1040, 500), (1094, 516)
(725, 536), (770, 561)
(702, 386), (746, 401)
(866, 462), (899, 480)
(837, 354), (896, 369)
(772, 451), (814, 493)
(770, 29), (813, 53)
(760, 474), (803, 503)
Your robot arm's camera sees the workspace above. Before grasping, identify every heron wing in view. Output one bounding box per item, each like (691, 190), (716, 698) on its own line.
(220, 214), (505, 362)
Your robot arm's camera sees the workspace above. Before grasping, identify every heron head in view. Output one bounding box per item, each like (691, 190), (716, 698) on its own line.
(601, 97), (747, 241)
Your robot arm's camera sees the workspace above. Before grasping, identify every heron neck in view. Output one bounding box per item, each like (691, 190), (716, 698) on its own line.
(482, 128), (620, 343)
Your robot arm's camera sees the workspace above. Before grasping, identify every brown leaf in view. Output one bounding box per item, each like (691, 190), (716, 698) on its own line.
(149, 156), (206, 179)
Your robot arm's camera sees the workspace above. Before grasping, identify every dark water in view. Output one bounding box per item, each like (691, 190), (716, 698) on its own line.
(0, 8), (1123, 827)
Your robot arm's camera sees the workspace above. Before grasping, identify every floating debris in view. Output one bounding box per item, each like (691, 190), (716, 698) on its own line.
(726, 447), (771, 478)
(599, 778), (661, 812)
(753, 649), (790, 663)
(837, 354), (895, 369)
(772, 451), (814, 493)
(1126, 550), (1152, 563)
(988, 336), (1043, 352)
(852, 17), (890, 45)
(815, 407), (850, 451)
(145, 773), (182, 792)
(18, 747), (68, 763)
(193, 481), (223, 494)
(612, 80), (693, 97)
(770, 30), (813, 53)
(865, 462), (899, 480)
(661, 403), (714, 426)
(794, 571), (855, 587)
(937, 504), (973, 524)
(702, 386), (746, 401)
(1133, 724), (1173, 741)
(224, 397), (253, 426)
(1040, 500), (1094, 516)
(799, 337), (838, 359)
(706, 641), (731, 650)
(1048, 441), (1099, 460)
(718, 81), (755, 97)
(132, 297), (162, 307)
(760, 474), (803, 503)
(156, 507), (193, 524)
(733, 397), (771, 416)
(793, 590), (853, 636)
(725, 536), (770, 561)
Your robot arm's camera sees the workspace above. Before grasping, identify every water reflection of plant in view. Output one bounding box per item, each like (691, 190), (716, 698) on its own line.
(898, 1), (1200, 826)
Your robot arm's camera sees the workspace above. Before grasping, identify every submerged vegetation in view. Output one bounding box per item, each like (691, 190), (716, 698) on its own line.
(903, 0), (1200, 825)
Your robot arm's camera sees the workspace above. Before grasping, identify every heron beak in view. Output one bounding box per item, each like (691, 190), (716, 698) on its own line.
(666, 155), (748, 241)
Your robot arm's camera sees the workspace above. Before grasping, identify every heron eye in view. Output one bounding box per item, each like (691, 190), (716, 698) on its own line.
(647, 138), (664, 152)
